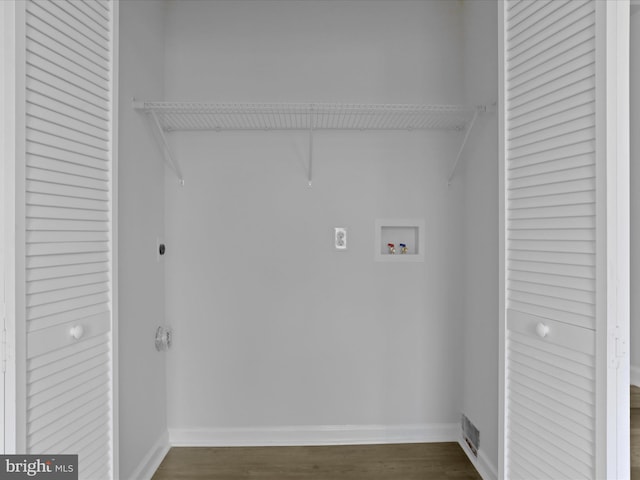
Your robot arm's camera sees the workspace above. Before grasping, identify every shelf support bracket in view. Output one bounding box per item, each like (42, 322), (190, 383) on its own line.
(149, 110), (184, 185)
(134, 100), (184, 185)
(447, 107), (480, 186)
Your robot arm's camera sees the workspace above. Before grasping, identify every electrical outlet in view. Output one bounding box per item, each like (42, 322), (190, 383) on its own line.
(334, 227), (347, 250)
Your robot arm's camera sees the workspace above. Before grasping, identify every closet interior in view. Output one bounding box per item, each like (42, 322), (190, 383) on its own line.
(118, 1), (498, 478)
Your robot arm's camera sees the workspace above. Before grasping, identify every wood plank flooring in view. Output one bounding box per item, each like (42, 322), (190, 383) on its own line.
(632, 385), (640, 479)
(151, 442), (482, 479)
(151, 389), (640, 478)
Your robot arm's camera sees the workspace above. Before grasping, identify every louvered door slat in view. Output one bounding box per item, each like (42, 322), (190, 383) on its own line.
(27, 282), (109, 309)
(509, 180), (596, 203)
(509, 227), (595, 240)
(508, 1), (590, 54)
(509, 155), (595, 180)
(26, 64), (109, 112)
(509, 268), (594, 290)
(508, 113), (594, 151)
(27, 271), (110, 295)
(509, 98), (594, 137)
(509, 391), (594, 442)
(29, 341), (110, 383)
(508, 427), (592, 479)
(27, 147), (109, 175)
(23, 1), (114, 478)
(507, 0), (550, 28)
(62, 0), (110, 35)
(507, 5), (594, 66)
(79, 439), (111, 479)
(504, 1), (598, 477)
(27, 180), (110, 202)
(509, 190), (595, 209)
(27, 7), (109, 69)
(508, 414), (593, 472)
(509, 92), (595, 136)
(27, 102), (110, 142)
(508, 165), (595, 189)
(27, 116), (110, 152)
(509, 238), (595, 253)
(27, 130), (109, 161)
(27, 193), (108, 212)
(26, 258), (109, 279)
(27, 89), (109, 130)
(31, 406), (109, 454)
(509, 450), (559, 480)
(509, 42), (594, 95)
(507, 0), (574, 43)
(27, 40), (109, 93)
(26, 25), (109, 82)
(32, 1), (109, 56)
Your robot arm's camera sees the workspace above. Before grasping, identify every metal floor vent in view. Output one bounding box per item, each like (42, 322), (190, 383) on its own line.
(461, 414), (480, 457)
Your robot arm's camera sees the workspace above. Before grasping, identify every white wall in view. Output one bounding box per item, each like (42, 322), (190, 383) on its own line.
(118, 1), (168, 477)
(458, 0), (499, 476)
(630, 9), (640, 385)
(163, 0), (467, 441)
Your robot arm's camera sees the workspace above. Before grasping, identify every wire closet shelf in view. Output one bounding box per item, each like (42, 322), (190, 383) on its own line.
(134, 102), (479, 132)
(133, 101), (486, 185)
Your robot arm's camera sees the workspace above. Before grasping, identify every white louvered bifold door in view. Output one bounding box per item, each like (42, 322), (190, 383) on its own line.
(502, 1), (629, 479)
(22, 1), (116, 478)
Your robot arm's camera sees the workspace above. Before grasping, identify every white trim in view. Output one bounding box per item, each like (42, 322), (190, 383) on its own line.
(458, 436), (498, 480)
(110, 0), (120, 478)
(496, 1), (506, 479)
(606, 3), (631, 478)
(126, 431), (170, 480)
(595, 2), (631, 478)
(8, 0), (26, 455)
(169, 423), (458, 447)
(0, 0), (7, 455)
(631, 366), (640, 387)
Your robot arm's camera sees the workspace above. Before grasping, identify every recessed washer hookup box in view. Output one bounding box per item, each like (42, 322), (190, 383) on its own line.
(0, 455), (77, 480)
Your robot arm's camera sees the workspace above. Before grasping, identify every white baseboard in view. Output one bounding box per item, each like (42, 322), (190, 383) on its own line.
(458, 436), (498, 480)
(169, 423), (458, 447)
(126, 431), (170, 480)
(631, 365), (640, 387)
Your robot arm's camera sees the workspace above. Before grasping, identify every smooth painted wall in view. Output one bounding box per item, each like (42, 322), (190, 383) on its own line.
(630, 9), (640, 382)
(459, 0), (499, 473)
(118, 1), (167, 477)
(163, 0), (467, 435)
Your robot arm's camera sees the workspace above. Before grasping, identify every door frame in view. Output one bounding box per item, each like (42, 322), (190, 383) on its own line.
(596, 1), (630, 477)
(1, 0), (26, 456)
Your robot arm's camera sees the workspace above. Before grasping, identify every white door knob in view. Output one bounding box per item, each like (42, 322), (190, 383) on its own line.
(70, 325), (84, 340)
(536, 322), (549, 338)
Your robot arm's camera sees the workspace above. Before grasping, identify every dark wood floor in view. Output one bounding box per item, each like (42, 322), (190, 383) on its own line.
(151, 442), (482, 479)
(151, 390), (640, 478)
(633, 386), (640, 479)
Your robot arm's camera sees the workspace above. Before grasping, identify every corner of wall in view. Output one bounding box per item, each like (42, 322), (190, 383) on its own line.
(458, 435), (499, 480)
(459, 0), (500, 473)
(118, 0), (168, 478)
(125, 431), (170, 480)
